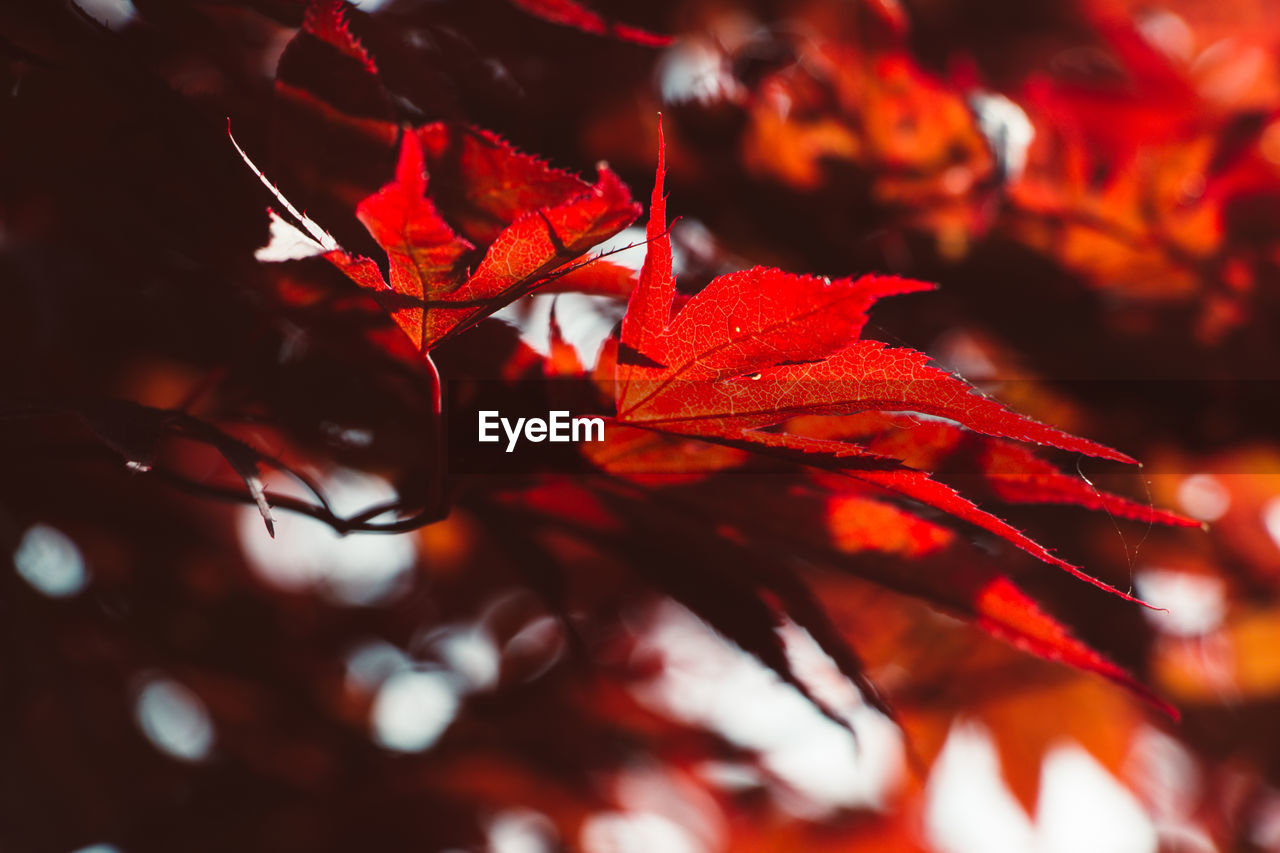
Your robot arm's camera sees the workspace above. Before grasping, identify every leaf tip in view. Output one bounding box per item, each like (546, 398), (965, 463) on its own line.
(394, 130), (427, 191)
(646, 115), (668, 241)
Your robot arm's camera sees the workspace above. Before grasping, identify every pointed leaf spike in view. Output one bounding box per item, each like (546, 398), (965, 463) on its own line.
(622, 116), (674, 352)
(228, 121), (338, 252)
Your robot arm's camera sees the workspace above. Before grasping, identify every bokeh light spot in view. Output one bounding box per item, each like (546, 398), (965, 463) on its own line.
(134, 677), (215, 762)
(14, 523), (89, 598)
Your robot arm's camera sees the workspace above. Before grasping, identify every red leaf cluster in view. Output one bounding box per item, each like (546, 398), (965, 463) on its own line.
(15, 0), (1269, 849)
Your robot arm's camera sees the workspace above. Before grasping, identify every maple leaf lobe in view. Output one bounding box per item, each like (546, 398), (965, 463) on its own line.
(612, 125), (1161, 609)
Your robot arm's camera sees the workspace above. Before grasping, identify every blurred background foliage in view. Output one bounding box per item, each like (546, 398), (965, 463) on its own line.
(4, 0), (1280, 851)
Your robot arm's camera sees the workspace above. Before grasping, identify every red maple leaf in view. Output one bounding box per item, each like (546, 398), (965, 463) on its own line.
(300, 0), (378, 75)
(236, 123), (638, 355)
(614, 122), (1170, 605)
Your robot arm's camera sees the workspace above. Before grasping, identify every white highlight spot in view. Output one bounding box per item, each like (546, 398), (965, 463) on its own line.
(925, 725), (1157, 853)
(1136, 568), (1226, 636)
(1126, 725), (1213, 852)
(658, 40), (745, 106)
(925, 723), (1035, 853)
(72, 0), (135, 29)
(321, 422), (374, 448)
(590, 225), (649, 274)
(581, 812), (705, 853)
(255, 210), (328, 262)
(1261, 496), (1280, 552)
(1136, 10), (1194, 64)
(969, 92), (1035, 183)
(14, 524), (89, 598)
(229, 129), (340, 254)
(426, 625), (500, 692)
(1176, 474), (1230, 522)
(71, 846), (125, 853)
(135, 677), (215, 762)
(634, 602), (902, 814)
(1036, 744), (1157, 853)
(489, 810), (558, 853)
(237, 470), (416, 606)
(494, 292), (626, 370)
(370, 670), (460, 753)
(345, 640), (412, 691)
